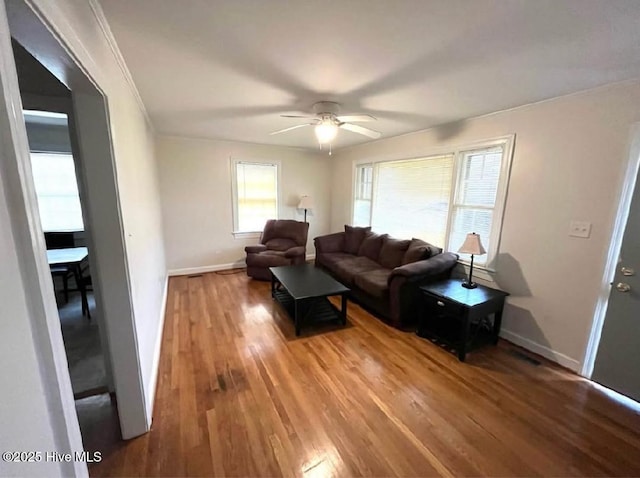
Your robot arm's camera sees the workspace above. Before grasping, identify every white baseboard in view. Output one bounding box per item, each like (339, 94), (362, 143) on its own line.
(169, 256), (316, 277)
(500, 328), (581, 372)
(146, 274), (169, 424)
(168, 261), (246, 277)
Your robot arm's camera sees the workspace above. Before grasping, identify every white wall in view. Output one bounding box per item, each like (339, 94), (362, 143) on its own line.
(0, 157), (65, 477)
(157, 135), (331, 273)
(330, 80), (640, 371)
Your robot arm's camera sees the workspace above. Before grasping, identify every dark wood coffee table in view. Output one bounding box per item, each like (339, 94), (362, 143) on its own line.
(269, 264), (350, 336)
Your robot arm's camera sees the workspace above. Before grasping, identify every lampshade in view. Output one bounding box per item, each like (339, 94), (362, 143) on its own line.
(457, 232), (486, 255)
(297, 195), (314, 210)
(315, 122), (338, 144)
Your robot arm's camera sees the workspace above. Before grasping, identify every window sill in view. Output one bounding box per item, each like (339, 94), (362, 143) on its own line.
(232, 231), (261, 240)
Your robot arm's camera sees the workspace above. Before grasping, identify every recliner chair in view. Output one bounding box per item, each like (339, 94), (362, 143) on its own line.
(245, 219), (309, 280)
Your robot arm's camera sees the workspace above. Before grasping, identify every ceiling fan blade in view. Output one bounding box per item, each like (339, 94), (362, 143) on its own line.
(335, 114), (377, 122)
(269, 123), (314, 135)
(280, 114), (316, 118)
(340, 122), (382, 139)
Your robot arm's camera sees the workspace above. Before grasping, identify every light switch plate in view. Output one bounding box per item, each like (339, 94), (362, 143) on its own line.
(569, 220), (592, 238)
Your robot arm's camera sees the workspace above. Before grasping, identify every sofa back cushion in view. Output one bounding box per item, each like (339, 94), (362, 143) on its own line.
(357, 232), (387, 261)
(379, 236), (411, 269)
(402, 238), (443, 265)
(344, 225), (371, 254)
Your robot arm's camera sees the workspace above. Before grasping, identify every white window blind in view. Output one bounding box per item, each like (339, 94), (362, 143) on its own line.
(352, 137), (513, 269)
(30, 152), (84, 232)
(234, 161), (278, 233)
(371, 155), (454, 246)
(448, 148), (503, 266)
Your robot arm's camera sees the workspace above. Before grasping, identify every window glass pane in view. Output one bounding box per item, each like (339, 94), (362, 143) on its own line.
(30, 153), (84, 232)
(354, 164), (373, 226)
(353, 199), (372, 227)
(235, 162), (277, 232)
(372, 155), (453, 246)
(457, 148), (502, 206)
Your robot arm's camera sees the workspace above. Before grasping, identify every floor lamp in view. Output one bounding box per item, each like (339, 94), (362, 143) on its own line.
(298, 195), (314, 223)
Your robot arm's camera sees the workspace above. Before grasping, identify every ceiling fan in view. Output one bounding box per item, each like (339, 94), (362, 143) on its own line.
(270, 102), (382, 150)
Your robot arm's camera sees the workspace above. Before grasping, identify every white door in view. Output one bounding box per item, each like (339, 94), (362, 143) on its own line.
(592, 128), (640, 403)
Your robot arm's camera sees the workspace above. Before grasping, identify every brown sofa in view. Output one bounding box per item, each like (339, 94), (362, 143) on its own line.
(245, 219), (309, 280)
(314, 226), (458, 328)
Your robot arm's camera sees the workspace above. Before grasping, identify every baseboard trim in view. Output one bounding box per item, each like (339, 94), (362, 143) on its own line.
(500, 328), (581, 372)
(146, 274), (169, 424)
(169, 256), (315, 277)
(168, 262), (247, 277)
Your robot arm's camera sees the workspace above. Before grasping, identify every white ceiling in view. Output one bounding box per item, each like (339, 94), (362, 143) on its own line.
(98, 0), (640, 151)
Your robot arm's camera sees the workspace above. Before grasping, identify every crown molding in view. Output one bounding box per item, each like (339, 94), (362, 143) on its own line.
(86, 0), (154, 131)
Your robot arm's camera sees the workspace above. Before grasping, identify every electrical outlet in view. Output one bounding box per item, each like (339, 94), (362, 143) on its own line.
(569, 220), (591, 238)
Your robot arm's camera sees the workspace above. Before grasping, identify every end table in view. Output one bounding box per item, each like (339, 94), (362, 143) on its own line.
(418, 279), (509, 361)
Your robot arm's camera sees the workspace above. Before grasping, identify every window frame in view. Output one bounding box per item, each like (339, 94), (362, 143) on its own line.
(351, 135), (515, 272)
(230, 158), (281, 238)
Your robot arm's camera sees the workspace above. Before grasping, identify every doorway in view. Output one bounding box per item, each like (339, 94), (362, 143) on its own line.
(22, 106), (110, 398)
(583, 122), (640, 404)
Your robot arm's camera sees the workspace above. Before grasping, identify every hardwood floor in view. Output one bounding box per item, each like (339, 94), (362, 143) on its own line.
(90, 270), (640, 477)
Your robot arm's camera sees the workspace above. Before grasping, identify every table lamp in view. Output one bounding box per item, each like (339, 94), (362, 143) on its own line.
(297, 195), (314, 222)
(457, 232), (486, 289)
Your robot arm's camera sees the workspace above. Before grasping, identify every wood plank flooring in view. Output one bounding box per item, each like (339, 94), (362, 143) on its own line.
(90, 270), (640, 477)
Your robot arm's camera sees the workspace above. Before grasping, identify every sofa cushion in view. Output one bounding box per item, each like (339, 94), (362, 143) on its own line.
(344, 225), (371, 254)
(321, 253), (380, 285)
(357, 232), (387, 261)
(402, 238), (442, 265)
(317, 252), (354, 269)
(265, 238), (297, 251)
(354, 268), (392, 299)
(378, 237), (411, 269)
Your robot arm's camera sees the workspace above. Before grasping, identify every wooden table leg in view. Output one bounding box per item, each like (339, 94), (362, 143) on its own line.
(271, 272), (275, 298)
(341, 293), (347, 325)
(294, 299), (301, 336)
(458, 311), (470, 362)
(493, 305), (504, 345)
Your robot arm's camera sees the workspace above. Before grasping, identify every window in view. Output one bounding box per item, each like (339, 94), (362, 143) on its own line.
(353, 164), (373, 226)
(232, 160), (279, 234)
(353, 136), (513, 269)
(30, 152), (84, 232)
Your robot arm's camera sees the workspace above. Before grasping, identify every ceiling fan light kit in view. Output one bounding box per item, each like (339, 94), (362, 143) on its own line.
(315, 120), (338, 144)
(270, 101), (382, 153)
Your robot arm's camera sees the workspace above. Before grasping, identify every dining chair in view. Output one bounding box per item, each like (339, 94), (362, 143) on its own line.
(45, 232), (75, 303)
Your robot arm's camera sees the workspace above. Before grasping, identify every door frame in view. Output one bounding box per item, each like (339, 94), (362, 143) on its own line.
(582, 122), (640, 378)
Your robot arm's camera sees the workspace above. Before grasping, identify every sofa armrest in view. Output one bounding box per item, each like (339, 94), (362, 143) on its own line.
(284, 246), (306, 258)
(245, 244), (267, 254)
(314, 232), (345, 254)
(390, 252), (459, 282)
